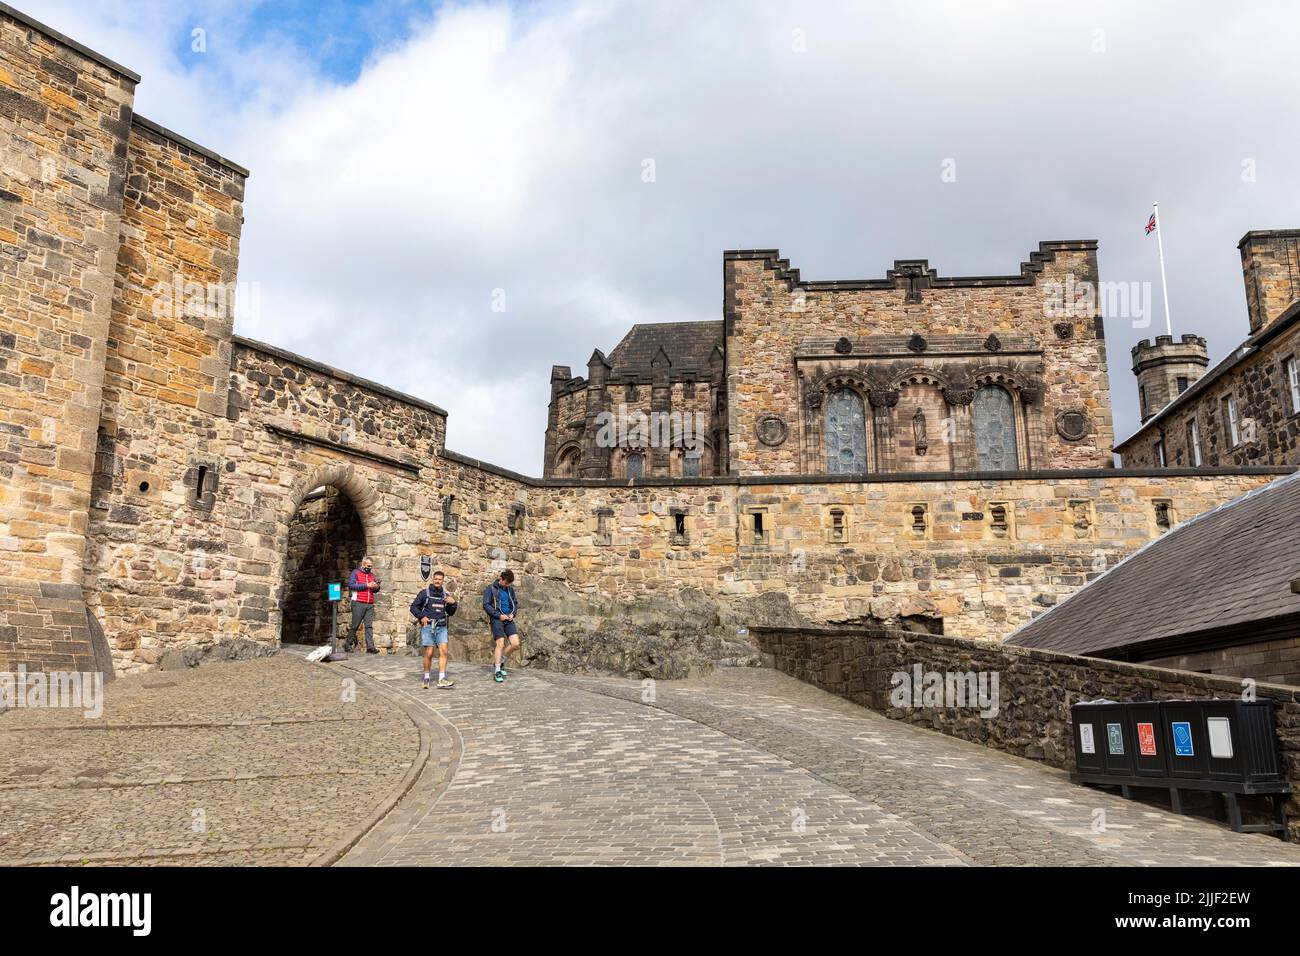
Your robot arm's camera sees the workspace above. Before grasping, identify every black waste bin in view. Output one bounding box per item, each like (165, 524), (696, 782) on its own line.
(1160, 699), (1211, 780)
(1095, 702), (1136, 777)
(1126, 701), (1168, 779)
(1070, 700), (1109, 775)
(1198, 699), (1281, 785)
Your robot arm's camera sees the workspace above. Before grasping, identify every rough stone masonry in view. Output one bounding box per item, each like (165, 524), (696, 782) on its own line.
(0, 5), (1293, 679)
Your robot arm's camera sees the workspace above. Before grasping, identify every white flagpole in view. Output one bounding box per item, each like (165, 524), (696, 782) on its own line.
(1152, 201), (1172, 336)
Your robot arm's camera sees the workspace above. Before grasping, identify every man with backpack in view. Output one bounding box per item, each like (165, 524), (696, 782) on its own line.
(482, 569), (520, 684)
(410, 570), (458, 689)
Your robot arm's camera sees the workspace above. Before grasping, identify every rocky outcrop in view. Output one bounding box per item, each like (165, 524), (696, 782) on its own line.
(158, 638), (279, 671)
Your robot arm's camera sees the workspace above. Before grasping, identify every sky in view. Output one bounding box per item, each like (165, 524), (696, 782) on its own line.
(22, 0), (1300, 474)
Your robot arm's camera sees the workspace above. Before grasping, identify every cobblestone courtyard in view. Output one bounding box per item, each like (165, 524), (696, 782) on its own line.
(4, 652), (1300, 867)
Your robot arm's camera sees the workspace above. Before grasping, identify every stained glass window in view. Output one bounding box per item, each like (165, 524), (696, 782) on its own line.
(973, 385), (1018, 471)
(825, 389), (867, 473)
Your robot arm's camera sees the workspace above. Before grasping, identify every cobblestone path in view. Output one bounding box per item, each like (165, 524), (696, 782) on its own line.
(0, 655), (421, 866)
(6, 651), (1298, 866)
(339, 656), (1300, 867)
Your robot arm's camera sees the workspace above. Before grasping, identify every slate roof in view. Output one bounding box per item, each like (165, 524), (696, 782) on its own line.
(607, 321), (723, 375)
(1005, 471), (1300, 656)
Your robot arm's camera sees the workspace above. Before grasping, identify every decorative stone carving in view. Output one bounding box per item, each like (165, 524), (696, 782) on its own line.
(756, 414), (789, 446)
(912, 407), (928, 456)
(1054, 322), (1074, 340)
(984, 334), (1002, 352)
(942, 373), (975, 406)
(1069, 500), (1092, 538)
(834, 336), (853, 355)
(867, 386), (900, 409)
(1055, 409), (1090, 442)
(907, 334), (927, 354)
(805, 391), (823, 411)
(1018, 378), (1043, 406)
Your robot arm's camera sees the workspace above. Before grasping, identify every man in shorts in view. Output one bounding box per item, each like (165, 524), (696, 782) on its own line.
(482, 569), (520, 684)
(410, 570), (457, 689)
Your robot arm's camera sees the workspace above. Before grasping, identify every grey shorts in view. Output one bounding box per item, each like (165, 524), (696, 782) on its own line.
(490, 619), (518, 641)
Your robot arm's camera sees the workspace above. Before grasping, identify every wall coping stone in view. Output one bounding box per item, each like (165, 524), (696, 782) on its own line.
(749, 624), (1300, 701)
(0, 2), (141, 82)
(132, 115), (249, 178)
(233, 336), (449, 418)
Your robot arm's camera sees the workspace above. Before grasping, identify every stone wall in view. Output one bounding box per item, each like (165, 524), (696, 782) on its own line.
(525, 470), (1279, 640)
(1143, 637), (1300, 689)
(751, 624), (1300, 842)
(78, 116), (247, 671)
(0, 5), (137, 674)
(723, 244), (1116, 476)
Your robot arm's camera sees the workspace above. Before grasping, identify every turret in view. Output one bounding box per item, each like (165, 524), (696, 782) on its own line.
(1131, 333), (1209, 422)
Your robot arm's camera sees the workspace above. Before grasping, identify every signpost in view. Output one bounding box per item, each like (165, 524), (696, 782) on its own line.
(327, 582), (343, 657)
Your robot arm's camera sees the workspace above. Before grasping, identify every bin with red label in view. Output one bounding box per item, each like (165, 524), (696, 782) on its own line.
(1126, 701), (1167, 779)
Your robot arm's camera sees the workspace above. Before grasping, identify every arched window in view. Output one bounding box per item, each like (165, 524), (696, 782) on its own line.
(973, 385), (1018, 471)
(625, 452), (644, 479)
(554, 446), (579, 478)
(825, 388), (867, 473)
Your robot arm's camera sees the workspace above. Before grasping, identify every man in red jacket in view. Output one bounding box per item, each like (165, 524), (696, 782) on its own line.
(344, 556), (381, 654)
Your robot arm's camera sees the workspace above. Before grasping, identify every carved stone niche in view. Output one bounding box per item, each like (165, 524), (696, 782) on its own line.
(1055, 409), (1090, 441)
(756, 414), (788, 446)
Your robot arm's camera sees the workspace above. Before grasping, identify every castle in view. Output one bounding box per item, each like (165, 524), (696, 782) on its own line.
(0, 4), (1294, 679)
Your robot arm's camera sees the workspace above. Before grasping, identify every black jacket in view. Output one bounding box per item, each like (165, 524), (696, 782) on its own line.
(409, 585), (458, 626)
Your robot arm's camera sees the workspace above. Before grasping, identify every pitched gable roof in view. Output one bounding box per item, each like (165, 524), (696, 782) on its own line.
(607, 321), (723, 375)
(1005, 471), (1300, 657)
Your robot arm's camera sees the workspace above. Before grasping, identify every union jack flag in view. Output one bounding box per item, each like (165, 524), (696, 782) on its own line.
(1145, 212), (1157, 235)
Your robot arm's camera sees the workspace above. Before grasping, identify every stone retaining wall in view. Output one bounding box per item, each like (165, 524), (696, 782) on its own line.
(751, 624), (1300, 842)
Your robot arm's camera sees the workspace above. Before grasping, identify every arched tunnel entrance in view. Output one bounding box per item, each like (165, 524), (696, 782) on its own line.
(282, 485), (367, 645)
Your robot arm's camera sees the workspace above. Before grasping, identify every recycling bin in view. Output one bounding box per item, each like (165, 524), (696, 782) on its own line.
(1198, 699), (1281, 785)
(1159, 700), (1211, 780)
(1070, 700), (1108, 775)
(1126, 701), (1168, 779)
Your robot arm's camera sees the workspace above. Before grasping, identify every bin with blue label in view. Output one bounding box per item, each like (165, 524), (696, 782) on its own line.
(1160, 700), (1211, 781)
(1071, 697), (1289, 837)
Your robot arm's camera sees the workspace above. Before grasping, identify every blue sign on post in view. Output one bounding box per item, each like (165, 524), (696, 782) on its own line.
(328, 582), (342, 602)
(1172, 721), (1194, 757)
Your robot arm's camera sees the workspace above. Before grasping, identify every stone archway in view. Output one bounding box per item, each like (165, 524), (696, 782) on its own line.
(276, 463), (398, 648)
(282, 486), (366, 644)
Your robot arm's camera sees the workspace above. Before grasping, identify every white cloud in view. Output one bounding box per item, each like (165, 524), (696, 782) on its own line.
(22, 0), (1300, 470)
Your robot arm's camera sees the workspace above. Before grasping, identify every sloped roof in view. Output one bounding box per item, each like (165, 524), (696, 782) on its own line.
(607, 321), (722, 375)
(1006, 471), (1300, 656)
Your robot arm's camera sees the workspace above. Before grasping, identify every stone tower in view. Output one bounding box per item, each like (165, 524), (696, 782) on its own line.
(1131, 334), (1209, 423)
(1239, 229), (1300, 336)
